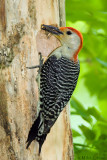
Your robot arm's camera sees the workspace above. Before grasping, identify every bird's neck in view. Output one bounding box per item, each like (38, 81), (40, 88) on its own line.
(51, 45), (78, 62)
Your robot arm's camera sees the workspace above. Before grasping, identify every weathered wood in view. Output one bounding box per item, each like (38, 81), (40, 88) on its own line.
(58, 0), (66, 26)
(0, 0), (73, 159)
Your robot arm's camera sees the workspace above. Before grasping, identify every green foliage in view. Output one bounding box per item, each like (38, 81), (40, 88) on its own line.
(66, 0), (107, 159)
(70, 97), (107, 159)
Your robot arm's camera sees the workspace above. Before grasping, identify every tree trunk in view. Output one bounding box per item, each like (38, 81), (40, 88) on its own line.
(0, 0), (73, 160)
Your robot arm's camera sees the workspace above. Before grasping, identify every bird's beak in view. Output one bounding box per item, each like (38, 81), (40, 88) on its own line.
(41, 24), (63, 35)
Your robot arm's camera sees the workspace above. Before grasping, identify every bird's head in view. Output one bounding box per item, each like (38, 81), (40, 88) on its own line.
(41, 24), (83, 61)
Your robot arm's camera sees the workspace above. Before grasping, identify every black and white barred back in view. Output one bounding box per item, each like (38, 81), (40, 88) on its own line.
(26, 55), (80, 153)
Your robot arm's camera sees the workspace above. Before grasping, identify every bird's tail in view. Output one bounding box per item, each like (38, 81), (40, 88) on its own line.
(26, 112), (47, 154)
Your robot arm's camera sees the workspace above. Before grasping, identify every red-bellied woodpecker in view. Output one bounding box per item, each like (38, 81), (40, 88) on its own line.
(26, 24), (83, 153)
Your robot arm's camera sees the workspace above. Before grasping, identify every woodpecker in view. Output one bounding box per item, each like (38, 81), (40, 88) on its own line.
(26, 24), (83, 153)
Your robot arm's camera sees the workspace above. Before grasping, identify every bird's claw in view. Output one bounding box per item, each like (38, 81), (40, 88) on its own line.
(26, 52), (44, 73)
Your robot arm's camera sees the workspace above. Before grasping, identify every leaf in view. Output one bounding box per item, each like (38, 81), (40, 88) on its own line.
(72, 129), (81, 137)
(87, 107), (107, 122)
(70, 97), (92, 123)
(79, 125), (96, 141)
(96, 58), (107, 67)
(96, 121), (107, 136)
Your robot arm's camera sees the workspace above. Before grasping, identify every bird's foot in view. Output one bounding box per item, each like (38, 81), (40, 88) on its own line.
(26, 52), (44, 73)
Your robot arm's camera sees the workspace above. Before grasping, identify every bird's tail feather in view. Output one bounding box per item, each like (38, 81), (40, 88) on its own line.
(26, 112), (46, 154)
(26, 112), (41, 148)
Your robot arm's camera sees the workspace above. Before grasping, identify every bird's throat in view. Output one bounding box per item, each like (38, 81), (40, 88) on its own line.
(51, 45), (78, 62)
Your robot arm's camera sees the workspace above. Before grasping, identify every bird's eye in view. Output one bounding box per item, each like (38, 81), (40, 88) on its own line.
(66, 31), (72, 35)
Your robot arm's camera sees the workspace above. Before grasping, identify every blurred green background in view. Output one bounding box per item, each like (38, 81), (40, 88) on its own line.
(65, 0), (107, 159)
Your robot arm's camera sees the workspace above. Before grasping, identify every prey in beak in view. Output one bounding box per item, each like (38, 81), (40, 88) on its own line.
(41, 24), (63, 35)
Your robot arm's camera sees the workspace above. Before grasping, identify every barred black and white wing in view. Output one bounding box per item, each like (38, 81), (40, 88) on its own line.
(40, 55), (79, 129)
(26, 55), (80, 153)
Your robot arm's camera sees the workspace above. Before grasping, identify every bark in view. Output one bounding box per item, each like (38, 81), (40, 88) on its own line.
(0, 0), (73, 160)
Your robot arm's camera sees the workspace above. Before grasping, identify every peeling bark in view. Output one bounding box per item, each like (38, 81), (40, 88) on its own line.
(0, 0), (73, 159)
